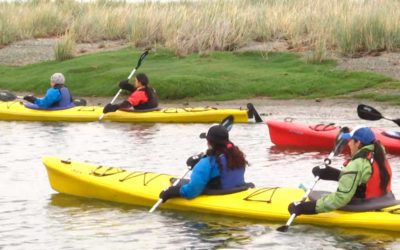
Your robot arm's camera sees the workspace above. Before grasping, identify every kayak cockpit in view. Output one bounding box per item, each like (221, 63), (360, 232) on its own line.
(382, 131), (400, 140)
(309, 190), (400, 212)
(170, 178), (255, 195)
(119, 107), (162, 112)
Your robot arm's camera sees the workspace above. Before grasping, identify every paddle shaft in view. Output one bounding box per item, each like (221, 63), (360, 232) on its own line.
(149, 168), (191, 213)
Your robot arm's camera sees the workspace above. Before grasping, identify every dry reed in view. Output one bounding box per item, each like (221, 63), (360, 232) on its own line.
(0, 0), (399, 58)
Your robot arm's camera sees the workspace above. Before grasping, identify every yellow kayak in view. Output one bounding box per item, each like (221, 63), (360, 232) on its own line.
(43, 156), (400, 232)
(0, 101), (252, 123)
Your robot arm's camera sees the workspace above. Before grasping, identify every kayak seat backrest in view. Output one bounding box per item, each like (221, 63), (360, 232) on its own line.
(382, 131), (400, 140)
(170, 178), (255, 195)
(309, 190), (400, 212)
(119, 107), (161, 112)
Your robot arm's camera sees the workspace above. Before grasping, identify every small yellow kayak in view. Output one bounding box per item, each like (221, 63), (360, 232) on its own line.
(0, 101), (254, 123)
(43, 156), (400, 232)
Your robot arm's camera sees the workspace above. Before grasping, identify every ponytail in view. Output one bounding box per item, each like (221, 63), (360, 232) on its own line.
(373, 141), (390, 192)
(206, 141), (248, 170)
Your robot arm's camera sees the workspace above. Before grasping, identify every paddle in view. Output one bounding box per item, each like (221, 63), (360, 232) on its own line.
(276, 126), (350, 232)
(0, 90), (87, 106)
(357, 104), (400, 127)
(99, 50), (150, 121)
(149, 115), (235, 213)
(247, 103), (263, 123)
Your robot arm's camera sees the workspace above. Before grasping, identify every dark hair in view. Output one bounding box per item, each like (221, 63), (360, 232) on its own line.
(356, 140), (390, 192)
(136, 73), (153, 98)
(206, 141), (248, 170)
(372, 141), (390, 192)
(136, 73), (149, 86)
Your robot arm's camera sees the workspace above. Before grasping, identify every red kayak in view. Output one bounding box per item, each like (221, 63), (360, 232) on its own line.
(267, 120), (400, 155)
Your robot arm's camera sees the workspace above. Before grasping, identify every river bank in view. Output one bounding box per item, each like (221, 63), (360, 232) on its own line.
(1, 47), (399, 104)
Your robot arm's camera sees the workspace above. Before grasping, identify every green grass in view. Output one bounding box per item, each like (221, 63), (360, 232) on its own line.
(0, 47), (398, 102)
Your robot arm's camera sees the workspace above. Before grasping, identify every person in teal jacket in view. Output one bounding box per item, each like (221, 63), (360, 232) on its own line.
(159, 125), (248, 201)
(288, 126), (394, 215)
(23, 73), (74, 110)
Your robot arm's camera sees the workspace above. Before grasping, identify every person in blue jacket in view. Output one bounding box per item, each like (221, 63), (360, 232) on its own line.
(23, 73), (74, 110)
(159, 125), (248, 202)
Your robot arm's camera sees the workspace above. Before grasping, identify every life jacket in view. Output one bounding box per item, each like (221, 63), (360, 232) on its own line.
(53, 85), (74, 108)
(207, 154), (245, 190)
(134, 87), (159, 110)
(350, 148), (392, 200)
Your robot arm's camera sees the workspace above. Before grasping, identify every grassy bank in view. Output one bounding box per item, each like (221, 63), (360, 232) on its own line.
(1, 0), (400, 57)
(0, 48), (398, 103)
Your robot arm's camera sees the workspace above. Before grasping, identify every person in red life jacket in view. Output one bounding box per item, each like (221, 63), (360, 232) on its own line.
(159, 125), (248, 202)
(288, 126), (394, 216)
(103, 73), (159, 113)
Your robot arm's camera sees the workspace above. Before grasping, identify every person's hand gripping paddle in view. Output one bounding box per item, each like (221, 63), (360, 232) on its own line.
(276, 126), (350, 232)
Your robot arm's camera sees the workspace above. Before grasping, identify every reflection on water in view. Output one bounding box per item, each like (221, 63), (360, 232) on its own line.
(0, 103), (400, 249)
(48, 194), (400, 249)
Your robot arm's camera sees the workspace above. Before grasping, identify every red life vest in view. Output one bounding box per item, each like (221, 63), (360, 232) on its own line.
(128, 87), (159, 110)
(347, 150), (392, 199)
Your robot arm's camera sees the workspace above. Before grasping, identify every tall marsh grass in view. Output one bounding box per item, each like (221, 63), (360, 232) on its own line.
(1, 0), (400, 56)
(54, 32), (75, 61)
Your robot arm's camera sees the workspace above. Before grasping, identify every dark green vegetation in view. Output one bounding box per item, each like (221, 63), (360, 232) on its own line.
(0, 48), (398, 102)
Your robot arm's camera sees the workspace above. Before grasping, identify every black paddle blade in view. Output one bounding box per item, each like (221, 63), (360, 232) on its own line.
(276, 225), (289, 232)
(333, 126), (350, 156)
(393, 119), (400, 127)
(247, 103), (263, 123)
(221, 115), (234, 131)
(73, 98), (87, 106)
(0, 90), (17, 101)
(136, 50), (149, 69)
(357, 104), (383, 121)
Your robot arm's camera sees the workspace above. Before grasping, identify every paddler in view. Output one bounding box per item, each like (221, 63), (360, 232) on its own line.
(103, 73), (159, 113)
(288, 126), (394, 215)
(159, 125), (248, 201)
(23, 73), (74, 109)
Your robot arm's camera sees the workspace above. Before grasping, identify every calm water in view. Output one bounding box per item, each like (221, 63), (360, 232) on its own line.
(0, 101), (399, 249)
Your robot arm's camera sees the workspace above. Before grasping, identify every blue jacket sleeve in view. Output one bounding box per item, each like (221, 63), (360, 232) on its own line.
(34, 88), (61, 108)
(180, 157), (214, 199)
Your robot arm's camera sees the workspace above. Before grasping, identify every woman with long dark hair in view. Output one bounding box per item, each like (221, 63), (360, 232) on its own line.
(288, 126), (394, 216)
(103, 73), (159, 113)
(159, 125), (248, 202)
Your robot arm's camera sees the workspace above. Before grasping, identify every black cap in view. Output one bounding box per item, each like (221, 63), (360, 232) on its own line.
(200, 125), (229, 144)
